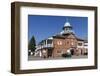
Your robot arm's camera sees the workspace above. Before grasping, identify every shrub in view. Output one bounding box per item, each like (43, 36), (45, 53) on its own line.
(62, 53), (71, 58)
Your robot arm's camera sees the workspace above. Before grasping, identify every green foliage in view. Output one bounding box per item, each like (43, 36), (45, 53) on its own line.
(62, 53), (72, 58)
(28, 36), (36, 53)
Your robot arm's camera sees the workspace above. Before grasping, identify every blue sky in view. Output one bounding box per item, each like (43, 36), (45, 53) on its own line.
(28, 15), (88, 44)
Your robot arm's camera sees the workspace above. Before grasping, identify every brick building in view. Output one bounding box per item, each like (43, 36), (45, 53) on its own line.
(34, 21), (88, 58)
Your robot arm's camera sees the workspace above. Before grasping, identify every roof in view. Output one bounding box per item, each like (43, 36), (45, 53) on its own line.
(48, 37), (53, 40)
(64, 22), (71, 27)
(53, 34), (65, 39)
(53, 33), (75, 39)
(76, 37), (88, 42)
(53, 34), (87, 42)
(76, 38), (85, 41)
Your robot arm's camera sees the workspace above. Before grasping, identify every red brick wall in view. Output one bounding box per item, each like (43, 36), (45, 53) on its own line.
(53, 38), (66, 57)
(52, 34), (78, 57)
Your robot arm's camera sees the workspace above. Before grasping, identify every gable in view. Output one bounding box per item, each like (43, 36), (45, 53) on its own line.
(66, 34), (76, 39)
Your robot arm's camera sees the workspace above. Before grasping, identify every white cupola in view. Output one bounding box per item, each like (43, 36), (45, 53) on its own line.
(61, 21), (74, 35)
(64, 22), (71, 27)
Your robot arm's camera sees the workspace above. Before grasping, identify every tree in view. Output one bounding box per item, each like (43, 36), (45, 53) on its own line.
(28, 36), (36, 55)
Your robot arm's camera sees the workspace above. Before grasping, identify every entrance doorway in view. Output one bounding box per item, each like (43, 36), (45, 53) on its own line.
(47, 49), (53, 58)
(70, 49), (74, 55)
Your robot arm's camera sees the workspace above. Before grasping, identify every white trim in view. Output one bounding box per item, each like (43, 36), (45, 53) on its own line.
(20, 6), (94, 70)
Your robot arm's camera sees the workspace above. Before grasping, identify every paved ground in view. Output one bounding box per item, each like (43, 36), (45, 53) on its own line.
(28, 55), (88, 61)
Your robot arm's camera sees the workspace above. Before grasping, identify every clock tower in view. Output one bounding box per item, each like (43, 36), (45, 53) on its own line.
(60, 21), (74, 35)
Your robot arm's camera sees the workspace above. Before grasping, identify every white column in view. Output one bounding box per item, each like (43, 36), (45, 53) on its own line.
(43, 40), (45, 48)
(46, 40), (47, 47)
(40, 51), (42, 57)
(52, 41), (53, 47)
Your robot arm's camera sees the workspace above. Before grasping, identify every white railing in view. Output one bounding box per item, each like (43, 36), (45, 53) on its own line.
(36, 43), (53, 50)
(77, 45), (84, 48)
(43, 44), (53, 48)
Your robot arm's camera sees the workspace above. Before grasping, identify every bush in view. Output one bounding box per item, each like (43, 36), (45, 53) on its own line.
(84, 52), (88, 55)
(62, 53), (71, 58)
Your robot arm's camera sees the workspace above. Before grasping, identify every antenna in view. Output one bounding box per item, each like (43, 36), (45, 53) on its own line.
(66, 18), (69, 22)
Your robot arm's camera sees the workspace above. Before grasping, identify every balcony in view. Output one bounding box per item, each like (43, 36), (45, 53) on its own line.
(35, 43), (53, 51)
(42, 44), (53, 48)
(35, 39), (54, 51)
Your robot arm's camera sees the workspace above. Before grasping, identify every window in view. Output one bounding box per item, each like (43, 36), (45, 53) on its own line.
(47, 40), (52, 44)
(57, 41), (62, 45)
(78, 43), (82, 46)
(67, 41), (69, 44)
(57, 50), (61, 53)
(71, 42), (74, 45)
(84, 44), (87, 46)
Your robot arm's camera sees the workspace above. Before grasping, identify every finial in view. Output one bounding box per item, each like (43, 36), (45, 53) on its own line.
(66, 18), (68, 22)
(64, 18), (71, 27)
